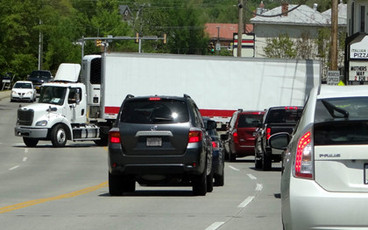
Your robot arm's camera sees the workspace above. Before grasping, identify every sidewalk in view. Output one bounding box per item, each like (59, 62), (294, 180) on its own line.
(0, 90), (10, 100)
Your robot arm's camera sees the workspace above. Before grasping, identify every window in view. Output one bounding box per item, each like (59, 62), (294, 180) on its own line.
(360, 6), (366, 32)
(121, 99), (189, 124)
(237, 114), (263, 128)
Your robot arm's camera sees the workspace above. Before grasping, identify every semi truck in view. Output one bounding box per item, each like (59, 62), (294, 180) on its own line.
(14, 53), (320, 147)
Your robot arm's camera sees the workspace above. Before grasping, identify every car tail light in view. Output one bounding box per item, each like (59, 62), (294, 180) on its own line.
(189, 130), (202, 143)
(294, 131), (313, 179)
(232, 130), (239, 143)
(266, 127), (271, 140)
(109, 131), (121, 144)
(212, 141), (219, 150)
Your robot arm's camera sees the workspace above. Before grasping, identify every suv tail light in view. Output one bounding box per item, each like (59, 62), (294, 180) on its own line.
(188, 130), (202, 143)
(232, 130), (239, 143)
(266, 127), (271, 140)
(294, 131), (313, 179)
(109, 131), (121, 144)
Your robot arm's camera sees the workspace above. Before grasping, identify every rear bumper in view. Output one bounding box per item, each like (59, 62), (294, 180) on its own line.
(283, 176), (368, 229)
(108, 142), (206, 176)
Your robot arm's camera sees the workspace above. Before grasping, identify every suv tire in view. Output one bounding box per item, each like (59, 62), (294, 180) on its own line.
(192, 168), (207, 196)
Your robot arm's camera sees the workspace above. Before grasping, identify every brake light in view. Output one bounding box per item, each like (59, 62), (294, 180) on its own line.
(149, 97), (161, 101)
(266, 127), (271, 140)
(285, 106), (298, 110)
(189, 130), (202, 143)
(232, 131), (238, 143)
(212, 141), (218, 149)
(109, 131), (121, 144)
(294, 131), (313, 179)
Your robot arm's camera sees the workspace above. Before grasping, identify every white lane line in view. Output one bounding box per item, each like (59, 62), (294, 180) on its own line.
(247, 173), (257, 180)
(256, 183), (263, 191)
(9, 165), (20, 171)
(228, 165), (240, 171)
(25, 148), (29, 153)
(23, 157), (28, 162)
(205, 222), (225, 230)
(238, 196), (255, 208)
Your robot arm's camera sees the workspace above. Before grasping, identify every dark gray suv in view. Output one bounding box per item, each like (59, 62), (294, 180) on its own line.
(108, 94), (213, 196)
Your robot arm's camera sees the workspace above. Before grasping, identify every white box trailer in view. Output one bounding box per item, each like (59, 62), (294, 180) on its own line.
(82, 53), (320, 124)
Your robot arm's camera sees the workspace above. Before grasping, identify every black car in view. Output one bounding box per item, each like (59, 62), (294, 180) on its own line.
(203, 117), (225, 186)
(27, 70), (53, 93)
(108, 94), (214, 196)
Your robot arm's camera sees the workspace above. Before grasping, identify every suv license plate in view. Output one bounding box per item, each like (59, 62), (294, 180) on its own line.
(146, 137), (162, 147)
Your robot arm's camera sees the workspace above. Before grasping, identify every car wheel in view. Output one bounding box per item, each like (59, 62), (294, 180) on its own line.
(23, 137), (39, 147)
(51, 124), (67, 147)
(207, 169), (214, 192)
(121, 176), (135, 193)
(229, 149), (236, 162)
(262, 151), (272, 171)
(192, 167), (207, 196)
(109, 173), (123, 196)
(214, 167), (224, 186)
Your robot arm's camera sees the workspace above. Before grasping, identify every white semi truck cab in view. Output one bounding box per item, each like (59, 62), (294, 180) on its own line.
(14, 63), (105, 147)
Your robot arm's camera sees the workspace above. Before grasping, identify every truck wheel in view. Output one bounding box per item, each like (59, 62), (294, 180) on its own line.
(262, 151), (272, 171)
(51, 124), (67, 147)
(192, 168), (207, 196)
(94, 133), (108, 146)
(109, 173), (123, 196)
(23, 137), (38, 147)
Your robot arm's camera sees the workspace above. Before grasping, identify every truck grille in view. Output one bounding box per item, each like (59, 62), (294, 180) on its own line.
(17, 109), (34, 125)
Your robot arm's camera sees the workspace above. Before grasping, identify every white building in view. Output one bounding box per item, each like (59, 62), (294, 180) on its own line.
(347, 0), (368, 36)
(250, 2), (347, 59)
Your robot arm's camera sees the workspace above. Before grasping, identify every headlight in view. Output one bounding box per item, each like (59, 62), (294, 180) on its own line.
(35, 120), (48, 126)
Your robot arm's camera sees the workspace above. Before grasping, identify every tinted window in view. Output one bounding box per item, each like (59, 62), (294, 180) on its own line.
(237, 114), (263, 128)
(120, 99), (189, 124)
(267, 109), (302, 123)
(315, 97), (368, 123)
(14, 82), (32, 89)
(314, 121), (368, 145)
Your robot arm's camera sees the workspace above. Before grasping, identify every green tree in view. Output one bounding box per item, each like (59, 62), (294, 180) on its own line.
(264, 34), (296, 59)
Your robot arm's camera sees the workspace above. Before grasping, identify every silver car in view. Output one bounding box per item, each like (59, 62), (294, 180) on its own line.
(269, 85), (368, 230)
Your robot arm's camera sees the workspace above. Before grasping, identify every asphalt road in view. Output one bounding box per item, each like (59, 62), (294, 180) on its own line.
(0, 95), (283, 230)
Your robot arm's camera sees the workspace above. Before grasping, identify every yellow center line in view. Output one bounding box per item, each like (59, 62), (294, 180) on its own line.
(0, 181), (108, 214)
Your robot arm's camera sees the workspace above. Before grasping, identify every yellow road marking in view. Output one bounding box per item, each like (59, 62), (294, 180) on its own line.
(0, 181), (108, 214)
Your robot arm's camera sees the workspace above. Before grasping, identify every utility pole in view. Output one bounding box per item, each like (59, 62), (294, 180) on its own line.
(237, 0), (243, 57)
(38, 19), (43, 70)
(330, 0), (338, 70)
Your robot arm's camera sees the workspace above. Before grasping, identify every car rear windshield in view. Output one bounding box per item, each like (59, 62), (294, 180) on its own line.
(315, 97), (368, 122)
(314, 121), (368, 145)
(120, 98), (189, 124)
(266, 109), (302, 124)
(238, 114), (263, 128)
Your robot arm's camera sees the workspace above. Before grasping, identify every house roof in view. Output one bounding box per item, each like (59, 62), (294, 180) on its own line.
(205, 23), (253, 40)
(250, 4), (333, 26)
(322, 3), (347, 25)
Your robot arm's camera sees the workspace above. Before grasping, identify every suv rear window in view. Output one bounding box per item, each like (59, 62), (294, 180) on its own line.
(267, 109), (302, 124)
(120, 98), (189, 124)
(237, 114), (263, 128)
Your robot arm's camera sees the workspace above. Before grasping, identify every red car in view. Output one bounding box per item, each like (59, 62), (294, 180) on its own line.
(222, 110), (265, 161)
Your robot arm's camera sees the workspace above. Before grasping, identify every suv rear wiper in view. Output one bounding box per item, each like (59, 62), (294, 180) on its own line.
(321, 99), (349, 118)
